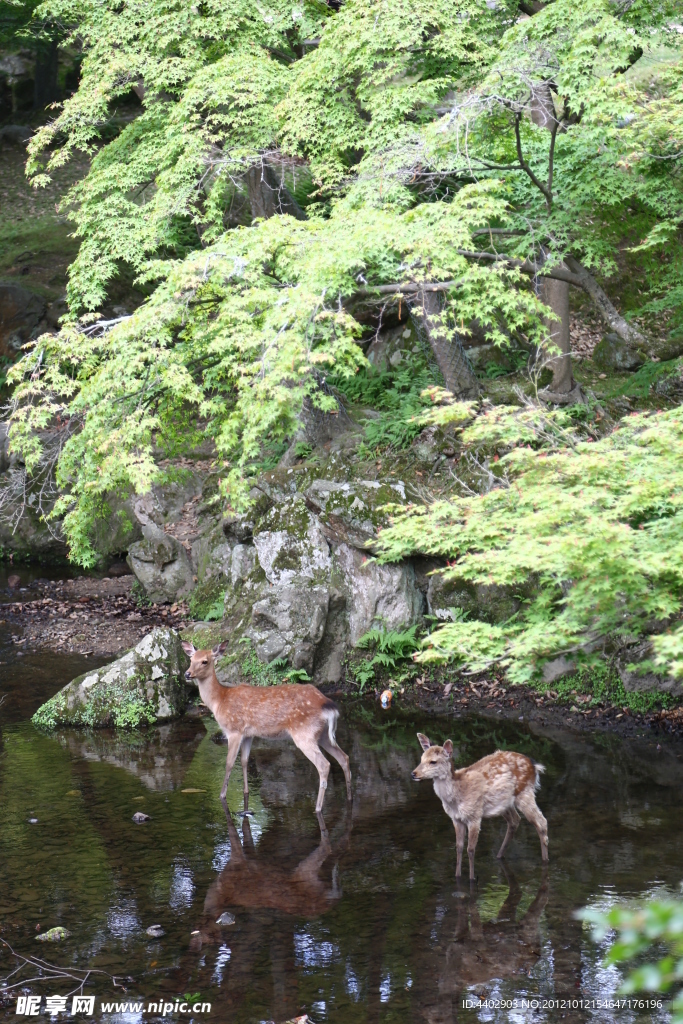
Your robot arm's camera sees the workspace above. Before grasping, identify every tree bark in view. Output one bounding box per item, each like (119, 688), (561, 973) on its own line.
(538, 271), (575, 394)
(33, 37), (60, 111)
(246, 161), (305, 221)
(526, 83), (578, 398)
(412, 289), (479, 398)
(564, 256), (648, 349)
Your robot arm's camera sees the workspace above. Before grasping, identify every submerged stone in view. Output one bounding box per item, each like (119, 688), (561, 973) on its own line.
(36, 927), (70, 942)
(32, 628), (192, 730)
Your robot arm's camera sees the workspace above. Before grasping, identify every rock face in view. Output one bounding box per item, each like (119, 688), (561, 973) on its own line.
(127, 526), (194, 603)
(32, 628), (192, 728)
(211, 494), (424, 683)
(177, 452), (426, 684)
(617, 640), (683, 698)
(0, 283), (46, 358)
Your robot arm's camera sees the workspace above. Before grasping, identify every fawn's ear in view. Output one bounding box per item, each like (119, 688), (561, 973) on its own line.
(417, 732), (432, 752)
(212, 640), (229, 659)
(443, 739), (454, 756)
(181, 641), (196, 656)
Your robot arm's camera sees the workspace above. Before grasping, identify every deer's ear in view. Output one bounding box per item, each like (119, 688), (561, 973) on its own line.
(212, 640), (229, 659)
(181, 641), (196, 656)
(417, 732), (432, 752)
(443, 739), (454, 756)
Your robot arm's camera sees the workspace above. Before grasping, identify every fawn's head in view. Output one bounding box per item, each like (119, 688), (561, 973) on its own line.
(182, 641), (228, 684)
(411, 733), (454, 780)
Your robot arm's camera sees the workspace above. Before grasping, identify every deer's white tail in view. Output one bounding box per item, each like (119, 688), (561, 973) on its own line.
(532, 761), (545, 790)
(321, 701), (339, 745)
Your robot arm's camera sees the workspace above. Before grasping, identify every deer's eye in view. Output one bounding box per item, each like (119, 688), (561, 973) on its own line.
(201, 659), (208, 665)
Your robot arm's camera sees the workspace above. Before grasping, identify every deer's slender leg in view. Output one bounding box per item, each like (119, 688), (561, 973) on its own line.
(291, 735), (331, 813)
(220, 734), (242, 802)
(516, 790), (549, 862)
(454, 819), (466, 878)
(467, 821), (481, 881)
(319, 733), (352, 801)
(237, 737), (253, 815)
(497, 807), (521, 859)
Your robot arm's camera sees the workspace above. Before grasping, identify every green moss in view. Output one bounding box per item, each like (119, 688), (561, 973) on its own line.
(32, 692), (69, 730)
(182, 624), (224, 649)
(531, 661), (680, 714)
(188, 573), (227, 620)
(238, 640), (288, 686)
(33, 672), (159, 730)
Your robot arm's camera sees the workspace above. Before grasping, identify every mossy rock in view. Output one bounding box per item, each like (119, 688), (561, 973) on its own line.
(32, 628), (192, 729)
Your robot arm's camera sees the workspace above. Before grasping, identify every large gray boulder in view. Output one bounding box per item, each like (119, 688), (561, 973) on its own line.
(187, 492), (425, 685)
(617, 640), (683, 698)
(592, 333), (644, 372)
(32, 628), (192, 729)
(127, 526), (194, 603)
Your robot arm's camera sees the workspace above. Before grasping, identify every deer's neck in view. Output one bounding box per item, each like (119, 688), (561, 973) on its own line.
(197, 671), (227, 718)
(434, 770), (463, 811)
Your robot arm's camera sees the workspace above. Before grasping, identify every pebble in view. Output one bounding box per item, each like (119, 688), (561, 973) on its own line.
(146, 925), (165, 938)
(216, 912), (236, 926)
(132, 812), (151, 823)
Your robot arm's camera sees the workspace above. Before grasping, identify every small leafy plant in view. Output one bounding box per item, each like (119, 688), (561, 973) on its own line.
(353, 626), (421, 691)
(581, 899), (683, 1022)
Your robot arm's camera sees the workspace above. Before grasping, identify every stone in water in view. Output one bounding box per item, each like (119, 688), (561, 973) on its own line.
(36, 927), (70, 942)
(146, 925), (165, 938)
(216, 912), (236, 926)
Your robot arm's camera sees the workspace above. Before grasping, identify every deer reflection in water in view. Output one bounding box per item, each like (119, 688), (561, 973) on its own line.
(190, 799), (351, 1018)
(421, 865), (549, 1024)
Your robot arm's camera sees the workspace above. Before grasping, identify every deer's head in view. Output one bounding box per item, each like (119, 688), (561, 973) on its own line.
(411, 733), (454, 780)
(181, 641), (228, 684)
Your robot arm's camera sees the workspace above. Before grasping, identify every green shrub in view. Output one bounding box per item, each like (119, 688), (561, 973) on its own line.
(353, 626), (421, 691)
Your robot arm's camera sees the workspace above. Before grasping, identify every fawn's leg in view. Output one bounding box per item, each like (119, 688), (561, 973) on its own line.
(238, 737), (253, 815)
(516, 790), (549, 862)
(291, 734), (331, 813)
(497, 808), (521, 859)
(454, 819), (466, 878)
(319, 733), (352, 802)
(467, 821), (481, 881)
(220, 734), (242, 802)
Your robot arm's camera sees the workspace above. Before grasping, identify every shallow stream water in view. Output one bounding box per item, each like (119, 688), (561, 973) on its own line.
(2, 574), (683, 1023)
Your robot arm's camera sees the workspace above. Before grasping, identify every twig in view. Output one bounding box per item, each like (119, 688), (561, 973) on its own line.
(0, 939), (133, 997)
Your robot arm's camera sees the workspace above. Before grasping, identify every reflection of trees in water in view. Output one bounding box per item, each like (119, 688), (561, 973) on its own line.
(416, 866), (549, 1024)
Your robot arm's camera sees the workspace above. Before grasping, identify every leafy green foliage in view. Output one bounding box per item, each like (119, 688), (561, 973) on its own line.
(375, 403), (683, 684)
(582, 899), (683, 1022)
(608, 359), (683, 399)
(353, 626), (420, 691)
(331, 354), (438, 451)
(5, 0), (683, 598)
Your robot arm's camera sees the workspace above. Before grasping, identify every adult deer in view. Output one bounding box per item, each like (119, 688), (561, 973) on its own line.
(181, 641), (352, 813)
(412, 733), (548, 880)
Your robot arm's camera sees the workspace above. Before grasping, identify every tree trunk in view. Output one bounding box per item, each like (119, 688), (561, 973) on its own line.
(564, 256), (648, 349)
(413, 289), (479, 398)
(538, 270), (576, 396)
(527, 83), (578, 399)
(33, 37), (60, 111)
(246, 161), (305, 221)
